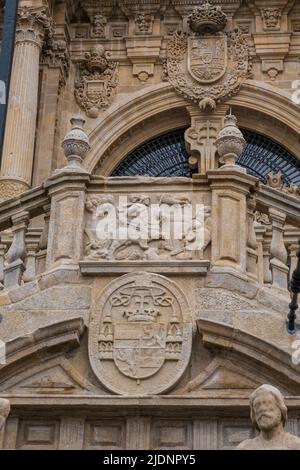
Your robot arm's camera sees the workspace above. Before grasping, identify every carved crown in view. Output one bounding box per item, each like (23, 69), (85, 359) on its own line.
(123, 309), (160, 322)
(188, 2), (227, 34)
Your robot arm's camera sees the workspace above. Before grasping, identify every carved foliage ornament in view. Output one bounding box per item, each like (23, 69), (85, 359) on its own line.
(16, 7), (53, 48)
(89, 272), (193, 395)
(165, 4), (250, 112)
(75, 45), (118, 118)
(261, 8), (282, 31)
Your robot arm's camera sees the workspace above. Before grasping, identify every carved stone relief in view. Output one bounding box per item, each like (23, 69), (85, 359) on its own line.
(89, 272), (193, 395)
(261, 8), (282, 31)
(164, 4), (250, 111)
(74, 45), (118, 118)
(84, 194), (211, 261)
(266, 171), (300, 199)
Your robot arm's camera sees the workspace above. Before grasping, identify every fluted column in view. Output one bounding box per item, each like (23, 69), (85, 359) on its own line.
(0, 7), (52, 201)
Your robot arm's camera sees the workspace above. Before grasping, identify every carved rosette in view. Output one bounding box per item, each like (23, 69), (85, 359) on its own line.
(89, 272), (193, 395)
(75, 45), (119, 118)
(0, 180), (29, 203)
(16, 7), (53, 48)
(165, 5), (250, 111)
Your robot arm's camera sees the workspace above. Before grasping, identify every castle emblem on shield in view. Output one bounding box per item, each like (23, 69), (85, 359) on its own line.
(188, 36), (227, 83)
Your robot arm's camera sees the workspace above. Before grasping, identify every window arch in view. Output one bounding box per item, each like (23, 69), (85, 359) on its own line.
(111, 128), (300, 184)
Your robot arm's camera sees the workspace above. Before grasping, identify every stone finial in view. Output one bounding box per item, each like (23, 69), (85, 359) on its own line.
(61, 115), (90, 171)
(216, 114), (246, 170)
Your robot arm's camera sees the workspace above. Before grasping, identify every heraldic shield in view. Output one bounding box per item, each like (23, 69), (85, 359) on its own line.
(89, 272), (193, 395)
(188, 35), (227, 83)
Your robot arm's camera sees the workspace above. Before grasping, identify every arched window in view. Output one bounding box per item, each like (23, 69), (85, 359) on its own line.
(111, 129), (300, 184)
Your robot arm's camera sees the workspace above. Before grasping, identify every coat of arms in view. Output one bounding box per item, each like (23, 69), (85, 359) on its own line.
(188, 36), (227, 83)
(164, 3), (250, 112)
(75, 45), (118, 119)
(89, 273), (193, 395)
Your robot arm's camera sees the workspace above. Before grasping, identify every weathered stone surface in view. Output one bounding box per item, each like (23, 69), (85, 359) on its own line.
(205, 271), (259, 299)
(0, 0), (299, 451)
(4, 285), (91, 311)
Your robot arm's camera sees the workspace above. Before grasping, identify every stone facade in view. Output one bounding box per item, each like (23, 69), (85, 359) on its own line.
(0, 0), (299, 450)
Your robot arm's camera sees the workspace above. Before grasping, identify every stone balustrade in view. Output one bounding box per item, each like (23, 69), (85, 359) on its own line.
(0, 171), (297, 292)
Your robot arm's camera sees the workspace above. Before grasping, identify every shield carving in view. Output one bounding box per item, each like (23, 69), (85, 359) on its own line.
(113, 322), (166, 379)
(188, 35), (227, 83)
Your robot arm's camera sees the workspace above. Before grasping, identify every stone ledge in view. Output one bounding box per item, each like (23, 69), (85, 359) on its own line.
(2, 395), (300, 413)
(79, 259), (210, 275)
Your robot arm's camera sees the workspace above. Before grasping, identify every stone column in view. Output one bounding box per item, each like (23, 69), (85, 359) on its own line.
(246, 195), (258, 280)
(269, 208), (288, 290)
(0, 243), (7, 287)
(23, 228), (43, 282)
(36, 203), (51, 275)
(0, 7), (52, 201)
(262, 238), (272, 285)
(254, 224), (267, 285)
(3, 211), (29, 289)
(289, 243), (299, 281)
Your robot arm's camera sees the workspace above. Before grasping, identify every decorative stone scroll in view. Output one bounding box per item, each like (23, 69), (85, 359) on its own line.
(75, 45), (118, 118)
(164, 3), (250, 112)
(84, 194), (211, 261)
(266, 171), (300, 199)
(89, 272), (193, 395)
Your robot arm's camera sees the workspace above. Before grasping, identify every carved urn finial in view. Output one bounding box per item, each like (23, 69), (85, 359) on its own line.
(62, 115), (90, 171)
(216, 114), (246, 170)
(188, 2), (227, 34)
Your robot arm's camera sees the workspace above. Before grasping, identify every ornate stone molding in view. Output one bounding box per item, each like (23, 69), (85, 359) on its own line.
(41, 37), (70, 87)
(74, 45), (119, 118)
(261, 8), (282, 31)
(0, 180), (29, 203)
(91, 14), (107, 38)
(135, 12), (153, 34)
(164, 4), (250, 111)
(266, 171), (300, 199)
(16, 6), (53, 48)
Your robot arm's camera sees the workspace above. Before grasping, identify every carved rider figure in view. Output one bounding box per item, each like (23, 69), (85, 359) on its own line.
(237, 384), (300, 450)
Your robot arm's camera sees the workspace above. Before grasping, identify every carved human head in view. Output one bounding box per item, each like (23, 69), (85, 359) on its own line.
(249, 384), (287, 432)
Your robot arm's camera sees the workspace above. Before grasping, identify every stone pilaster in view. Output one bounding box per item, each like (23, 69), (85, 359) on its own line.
(0, 7), (52, 201)
(44, 171), (90, 271)
(254, 224), (267, 285)
(207, 170), (257, 274)
(269, 208), (289, 290)
(246, 195), (258, 280)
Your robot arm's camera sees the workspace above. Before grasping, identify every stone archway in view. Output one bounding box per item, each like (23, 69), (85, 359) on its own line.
(86, 81), (300, 177)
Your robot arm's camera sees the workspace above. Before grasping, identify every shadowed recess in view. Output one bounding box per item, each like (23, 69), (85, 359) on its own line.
(111, 129), (300, 184)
